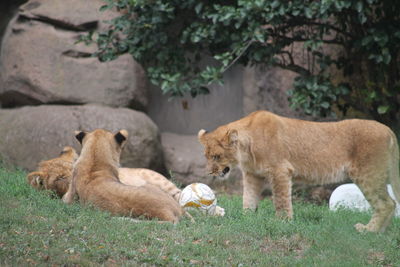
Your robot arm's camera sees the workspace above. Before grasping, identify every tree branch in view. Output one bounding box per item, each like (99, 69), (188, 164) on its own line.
(221, 40), (254, 73)
(273, 62), (311, 76)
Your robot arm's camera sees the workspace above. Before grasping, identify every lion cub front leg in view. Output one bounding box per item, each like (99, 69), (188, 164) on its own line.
(62, 175), (77, 204)
(270, 167), (293, 219)
(242, 172), (265, 211)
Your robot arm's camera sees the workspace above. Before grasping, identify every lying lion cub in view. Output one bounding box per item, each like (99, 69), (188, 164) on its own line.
(27, 146), (78, 198)
(198, 110), (400, 232)
(63, 129), (182, 223)
(28, 147), (181, 202)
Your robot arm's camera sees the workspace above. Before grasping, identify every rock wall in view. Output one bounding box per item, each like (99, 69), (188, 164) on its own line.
(148, 65), (244, 135)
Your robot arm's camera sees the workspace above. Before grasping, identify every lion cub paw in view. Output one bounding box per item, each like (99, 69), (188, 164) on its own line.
(354, 223), (379, 233)
(62, 192), (74, 204)
(354, 223), (367, 232)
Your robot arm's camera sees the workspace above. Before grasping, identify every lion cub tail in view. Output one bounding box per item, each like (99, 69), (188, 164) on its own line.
(388, 131), (400, 202)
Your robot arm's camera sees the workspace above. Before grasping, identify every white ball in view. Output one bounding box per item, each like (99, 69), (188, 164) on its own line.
(329, 183), (400, 217)
(179, 183), (217, 215)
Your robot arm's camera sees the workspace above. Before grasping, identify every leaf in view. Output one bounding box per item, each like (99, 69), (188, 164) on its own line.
(377, 105), (389, 114)
(99, 5), (109, 12)
(361, 36), (372, 46)
(271, 0), (280, 9)
(292, 9), (300, 16)
(382, 48), (391, 64)
(304, 7), (313, 19)
(320, 102), (330, 109)
(358, 13), (367, 24)
(355, 1), (363, 12)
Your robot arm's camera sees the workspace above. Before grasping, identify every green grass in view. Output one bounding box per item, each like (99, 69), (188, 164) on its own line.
(1, 167), (400, 266)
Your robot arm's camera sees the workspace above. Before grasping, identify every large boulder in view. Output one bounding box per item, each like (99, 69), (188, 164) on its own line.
(161, 132), (208, 186)
(0, 104), (163, 171)
(161, 132), (242, 193)
(243, 66), (302, 117)
(0, 0), (148, 110)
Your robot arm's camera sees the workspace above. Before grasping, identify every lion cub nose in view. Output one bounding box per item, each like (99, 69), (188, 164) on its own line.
(222, 167), (230, 175)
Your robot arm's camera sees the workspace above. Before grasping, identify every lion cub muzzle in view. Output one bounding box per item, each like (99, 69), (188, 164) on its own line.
(210, 165), (231, 179)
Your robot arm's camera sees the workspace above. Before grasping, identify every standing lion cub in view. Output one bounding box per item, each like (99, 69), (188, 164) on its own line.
(63, 129), (182, 223)
(198, 110), (400, 232)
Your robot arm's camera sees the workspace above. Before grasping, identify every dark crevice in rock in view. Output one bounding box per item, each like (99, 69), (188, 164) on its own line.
(128, 99), (147, 113)
(0, 91), (85, 108)
(11, 28), (25, 34)
(19, 13), (98, 32)
(0, 0), (28, 50)
(46, 100), (85, 106)
(0, 91), (43, 108)
(16, 15), (31, 23)
(62, 50), (93, 58)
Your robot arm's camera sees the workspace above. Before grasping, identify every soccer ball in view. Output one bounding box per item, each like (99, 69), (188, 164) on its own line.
(179, 183), (218, 215)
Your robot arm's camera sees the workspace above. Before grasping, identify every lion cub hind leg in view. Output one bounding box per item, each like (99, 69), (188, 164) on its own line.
(353, 173), (396, 233)
(123, 183), (183, 223)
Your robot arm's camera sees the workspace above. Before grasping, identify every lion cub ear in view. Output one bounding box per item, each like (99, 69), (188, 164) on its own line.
(198, 129), (207, 143)
(27, 171), (45, 188)
(75, 131), (86, 144)
(226, 129), (238, 146)
(60, 146), (74, 155)
(115, 129), (128, 146)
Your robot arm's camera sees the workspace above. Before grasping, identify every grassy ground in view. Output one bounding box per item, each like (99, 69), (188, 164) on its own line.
(1, 166), (400, 266)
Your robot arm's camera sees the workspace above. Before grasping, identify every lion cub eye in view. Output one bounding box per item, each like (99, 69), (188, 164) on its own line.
(212, 155), (220, 161)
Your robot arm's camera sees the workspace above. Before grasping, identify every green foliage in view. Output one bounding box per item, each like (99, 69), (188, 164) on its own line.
(86, 0), (400, 121)
(1, 167), (400, 265)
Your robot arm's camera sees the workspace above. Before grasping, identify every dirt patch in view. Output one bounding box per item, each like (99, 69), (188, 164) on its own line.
(260, 234), (311, 258)
(367, 250), (392, 267)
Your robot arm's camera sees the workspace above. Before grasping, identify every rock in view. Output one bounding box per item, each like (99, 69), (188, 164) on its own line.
(0, 104), (163, 171)
(243, 65), (304, 118)
(0, 0), (148, 110)
(0, 0), (26, 52)
(161, 132), (208, 186)
(161, 132), (242, 193)
(329, 183), (400, 217)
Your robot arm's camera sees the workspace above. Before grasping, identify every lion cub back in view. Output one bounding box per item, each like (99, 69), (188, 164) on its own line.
(119, 168), (181, 201)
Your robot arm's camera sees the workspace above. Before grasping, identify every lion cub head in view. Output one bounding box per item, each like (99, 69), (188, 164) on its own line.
(27, 146), (78, 197)
(75, 129), (128, 166)
(198, 128), (239, 178)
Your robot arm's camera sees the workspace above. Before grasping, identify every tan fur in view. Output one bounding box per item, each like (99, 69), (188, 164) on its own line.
(119, 168), (181, 201)
(27, 146), (78, 198)
(198, 110), (400, 232)
(63, 129), (182, 223)
(28, 153), (182, 201)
